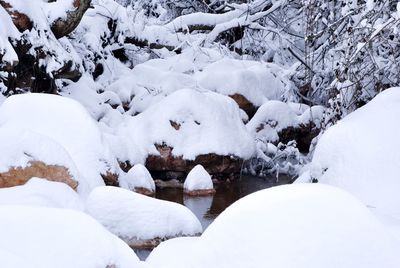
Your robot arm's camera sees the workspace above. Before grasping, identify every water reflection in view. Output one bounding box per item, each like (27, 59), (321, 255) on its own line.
(184, 195), (214, 229)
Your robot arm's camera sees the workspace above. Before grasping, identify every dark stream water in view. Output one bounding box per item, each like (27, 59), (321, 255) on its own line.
(135, 175), (292, 260)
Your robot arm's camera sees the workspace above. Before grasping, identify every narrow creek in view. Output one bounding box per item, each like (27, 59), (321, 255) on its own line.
(135, 174), (293, 260)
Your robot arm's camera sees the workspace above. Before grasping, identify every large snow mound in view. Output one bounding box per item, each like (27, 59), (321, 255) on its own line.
(0, 93), (118, 195)
(184, 165), (213, 191)
(0, 205), (141, 268)
(147, 184), (400, 268)
(195, 59), (290, 106)
(86, 186), (202, 241)
(0, 178), (84, 210)
(117, 88), (255, 163)
(310, 87), (400, 217)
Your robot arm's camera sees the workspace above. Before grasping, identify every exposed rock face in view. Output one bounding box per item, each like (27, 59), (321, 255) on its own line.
(184, 189), (216, 196)
(134, 187), (155, 197)
(278, 122), (321, 153)
(0, 161), (78, 190)
(229, 94), (258, 119)
(101, 172), (119, 187)
(145, 145), (243, 180)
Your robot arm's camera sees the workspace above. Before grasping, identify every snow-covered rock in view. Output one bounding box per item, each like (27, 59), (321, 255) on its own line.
(147, 184), (400, 268)
(0, 130), (80, 190)
(120, 164), (155, 196)
(0, 93), (118, 195)
(309, 87), (400, 218)
(0, 205), (142, 268)
(0, 178), (84, 210)
(86, 186), (202, 248)
(195, 59), (290, 107)
(117, 88), (255, 174)
(184, 165), (215, 196)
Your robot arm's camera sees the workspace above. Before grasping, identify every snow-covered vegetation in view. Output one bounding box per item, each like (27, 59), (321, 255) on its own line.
(1, 0), (400, 267)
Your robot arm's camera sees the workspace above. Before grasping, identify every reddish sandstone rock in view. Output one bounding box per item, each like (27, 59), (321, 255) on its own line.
(229, 93), (258, 119)
(0, 161), (78, 190)
(184, 188), (216, 196)
(145, 144), (243, 180)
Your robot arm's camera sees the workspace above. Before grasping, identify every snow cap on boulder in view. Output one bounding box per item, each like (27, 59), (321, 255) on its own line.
(184, 165), (215, 196)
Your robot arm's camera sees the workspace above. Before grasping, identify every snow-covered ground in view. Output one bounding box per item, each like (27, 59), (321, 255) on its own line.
(147, 184), (400, 268)
(0, 205), (143, 268)
(302, 87), (400, 219)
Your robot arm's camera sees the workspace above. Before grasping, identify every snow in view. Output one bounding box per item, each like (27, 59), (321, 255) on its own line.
(120, 164), (155, 193)
(86, 186), (202, 241)
(0, 205), (142, 268)
(184, 165), (213, 191)
(0, 5), (20, 65)
(195, 59), (290, 106)
(0, 130), (80, 179)
(116, 88), (255, 164)
(147, 184), (400, 268)
(309, 87), (400, 218)
(247, 100), (324, 143)
(0, 178), (84, 211)
(0, 93), (118, 195)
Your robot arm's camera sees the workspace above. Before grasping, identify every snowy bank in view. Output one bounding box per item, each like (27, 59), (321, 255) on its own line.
(86, 186), (202, 248)
(147, 184), (400, 268)
(309, 87), (400, 217)
(0, 205), (142, 268)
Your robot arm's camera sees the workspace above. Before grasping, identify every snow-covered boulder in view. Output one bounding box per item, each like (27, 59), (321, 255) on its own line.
(120, 164), (155, 196)
(247, 100), (324, 152)
(184, 165), (215, 196)
(117, 89), (255, 178)
(86, 186), (202, 248)
(0, 178), (84, 210)
(195, 59), (290, 118)
(309, 87), (400, 218)
(147, 184), (400, 268)
(0, 205), (142, 268)
(0, 93), (119, 195)
(0, 131), (80, 190)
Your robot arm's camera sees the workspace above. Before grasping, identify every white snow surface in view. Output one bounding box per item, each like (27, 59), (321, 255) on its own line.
(0, 205), (142, 268)
(117, 89), (255, 163)
(247, 100), (325, 143)
(0, 129), (80, 179)
(310, 87), (400, 218)
(184, 165), (213, 191)
(0, 93), (118, 195)
(86, 186), (202, 240)
(195, 58), (290, 106)
(120, 164), (155, 192)
(147, 184), (400, 268)
(0, 178), (84, 211)
(0, 5), (20, 65)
